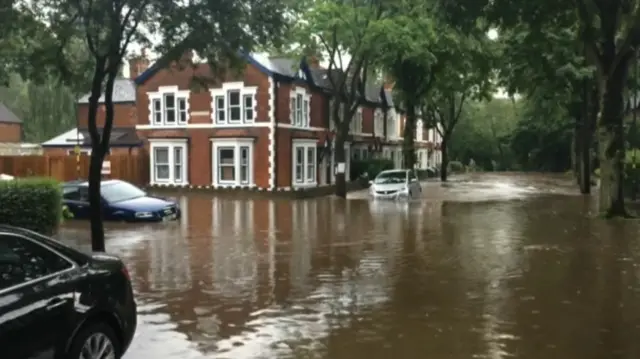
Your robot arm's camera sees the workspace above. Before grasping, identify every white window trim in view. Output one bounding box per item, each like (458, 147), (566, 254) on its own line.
(210, 82), (258, 125)
(416, 119), (424, 142)
(211, 138), (255, 187)
(149, 139), (189, 185)
(374, 109), (384, 137)
(350, 107), (363, 135)
(292, 139), (318, 188)
(289, 87), (311, 129)
(147, 86), (191, 127)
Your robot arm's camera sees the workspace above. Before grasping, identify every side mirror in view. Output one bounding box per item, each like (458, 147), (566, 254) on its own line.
(368, 180), (373, 185)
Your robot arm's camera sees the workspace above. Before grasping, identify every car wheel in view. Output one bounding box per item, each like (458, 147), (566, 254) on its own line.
(67, 322), (121, 359)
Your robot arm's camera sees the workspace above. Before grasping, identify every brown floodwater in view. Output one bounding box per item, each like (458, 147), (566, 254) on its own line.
(56, 173), (640, 359)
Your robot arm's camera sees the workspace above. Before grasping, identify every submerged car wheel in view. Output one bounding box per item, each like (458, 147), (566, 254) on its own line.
(67, 322), (121, 359)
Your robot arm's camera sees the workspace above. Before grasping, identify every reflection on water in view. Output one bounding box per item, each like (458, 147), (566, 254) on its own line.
(56, 173), (640, 359)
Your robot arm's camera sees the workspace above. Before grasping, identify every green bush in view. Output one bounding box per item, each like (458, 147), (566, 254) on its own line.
(447, 160), (465, 173)
(350, 158), (394, 181)
(0, 178), (62, 235)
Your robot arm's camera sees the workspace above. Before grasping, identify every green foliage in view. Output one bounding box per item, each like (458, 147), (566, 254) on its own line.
(447, 160), (464, 173)
(450, 99), (520, 170)
(509, 97), (573, 172)
(350, 158), (394, 181)
(0, 178), (62, 235)
(0, 75), (76, 142)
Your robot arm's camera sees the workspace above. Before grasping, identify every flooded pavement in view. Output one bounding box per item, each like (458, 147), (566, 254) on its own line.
(57, 173), (640, 359)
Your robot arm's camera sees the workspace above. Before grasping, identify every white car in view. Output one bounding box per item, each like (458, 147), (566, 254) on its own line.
(369, 169), (421, 199)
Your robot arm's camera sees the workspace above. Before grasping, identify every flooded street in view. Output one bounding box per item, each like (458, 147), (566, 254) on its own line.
(57, 173), (640, 359)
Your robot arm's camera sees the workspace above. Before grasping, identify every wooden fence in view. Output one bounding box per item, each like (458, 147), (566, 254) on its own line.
(0, 153), (149, 185)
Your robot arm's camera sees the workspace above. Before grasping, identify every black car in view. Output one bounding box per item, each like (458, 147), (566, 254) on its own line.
(0, 225), (137, 359)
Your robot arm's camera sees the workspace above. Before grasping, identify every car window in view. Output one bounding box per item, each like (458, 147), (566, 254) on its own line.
(0, 234), (73, 291)
(63, 186), (89, 202)
(101, 182), (146, 203)
(63, 186), (80, 200)
(374, 171), (408, 184)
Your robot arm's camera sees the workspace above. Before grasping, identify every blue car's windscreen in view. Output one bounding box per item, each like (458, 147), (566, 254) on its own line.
(101, 182), (146, 203)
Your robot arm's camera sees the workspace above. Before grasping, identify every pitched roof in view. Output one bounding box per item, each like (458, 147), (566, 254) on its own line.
(41, 127), (142, 147)
(132, 50), (392, 106)
(0, 103), (21, 124)
(77, 78), (136, 104)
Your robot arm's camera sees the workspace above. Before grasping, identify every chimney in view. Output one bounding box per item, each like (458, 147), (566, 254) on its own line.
(181, 50), (194, 63)
(307, 55), (321, 69)
(128, 48), (150, 79)
(383, 74), (395, 90)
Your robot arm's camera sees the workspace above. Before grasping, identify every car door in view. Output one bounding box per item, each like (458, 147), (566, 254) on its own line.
(63, 186), (90, 220)
(0, 233), (77, 359)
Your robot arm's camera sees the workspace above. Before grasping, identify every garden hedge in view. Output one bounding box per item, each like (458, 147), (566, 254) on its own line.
(0, 177), (62, 235)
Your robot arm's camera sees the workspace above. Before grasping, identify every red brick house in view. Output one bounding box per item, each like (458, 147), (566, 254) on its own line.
(41, 56), (147, 156)
(42, 50), (442, 189)
(0, 103), (22, 143)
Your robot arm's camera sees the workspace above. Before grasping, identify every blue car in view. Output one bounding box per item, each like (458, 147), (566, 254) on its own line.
(62, 179), (181, 222)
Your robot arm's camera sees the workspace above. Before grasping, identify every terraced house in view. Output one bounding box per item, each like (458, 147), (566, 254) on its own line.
(42, 50), (442, 189)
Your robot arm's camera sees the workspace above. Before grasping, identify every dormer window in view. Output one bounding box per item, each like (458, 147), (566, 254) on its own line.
(148, 86), (190, 126)
(210, 82), (257, 125)
(290, 88), (311, 128)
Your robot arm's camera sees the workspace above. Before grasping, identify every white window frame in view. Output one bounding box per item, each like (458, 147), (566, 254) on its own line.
(290, 87), (311, 128)
(147, 86), (190, 127)
(149, 139), (188, 185)
(416, 119), (424, 142)
(292, 139), (317, 187)
(350, 108), (363, 134)
(210, 82), (257, 125)
(374, 109), (384, 137)
(211, 138), (255, 187)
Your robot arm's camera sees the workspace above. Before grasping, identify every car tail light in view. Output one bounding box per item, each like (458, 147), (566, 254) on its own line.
(121, 264), (131, 281)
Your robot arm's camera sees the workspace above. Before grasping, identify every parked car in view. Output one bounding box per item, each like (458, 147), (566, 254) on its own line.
(369, 169), (422, 199)
(62, 179), (181, 222)
(0, 224), (137, 359)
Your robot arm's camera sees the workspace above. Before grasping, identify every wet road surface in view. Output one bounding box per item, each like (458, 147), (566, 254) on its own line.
(57, 173), (640, 359)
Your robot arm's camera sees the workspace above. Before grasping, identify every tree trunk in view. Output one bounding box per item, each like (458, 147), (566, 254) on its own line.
(597, 62), (629, 218)
(86, 57), (109, 252)
(334, 132), (347, 198)
(440, 138), (449, 181)
(403, 100), (417, 169)
(334, 102), (349, 198)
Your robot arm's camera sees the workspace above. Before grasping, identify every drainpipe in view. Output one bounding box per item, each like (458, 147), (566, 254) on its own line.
(273, 78), (279, 188)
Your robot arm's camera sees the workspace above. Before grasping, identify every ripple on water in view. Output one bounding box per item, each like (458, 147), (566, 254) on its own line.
(51, 174), (640, 359)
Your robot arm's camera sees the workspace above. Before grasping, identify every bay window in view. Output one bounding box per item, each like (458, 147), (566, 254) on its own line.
(148, 86), (190, 126)
(210, 82), (257, 125)
(292, 140), (317, 186)
(149, 139), (188, 185)
(212, 139), (254, 186)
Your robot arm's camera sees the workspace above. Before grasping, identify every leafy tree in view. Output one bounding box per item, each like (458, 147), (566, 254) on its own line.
(498, 22), (597, 194)
(0, 75), (76, 142)
(372, 0), (440, 169)
(450, 99), (519, 171)
(443, 0), (640, 216)
(35, 0), (290, 250)
(290, 0), (384, 197)
(423, 31), (495, 181)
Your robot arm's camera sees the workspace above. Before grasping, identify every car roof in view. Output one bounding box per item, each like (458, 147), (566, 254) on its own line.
(378, 169), (409, 175)
(63, 179), (123, 187)
(0, 224), (90, 263)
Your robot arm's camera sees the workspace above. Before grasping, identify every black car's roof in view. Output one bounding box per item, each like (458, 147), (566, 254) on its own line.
(0, 224), (91, 263)
(63, 179), (123, 187)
